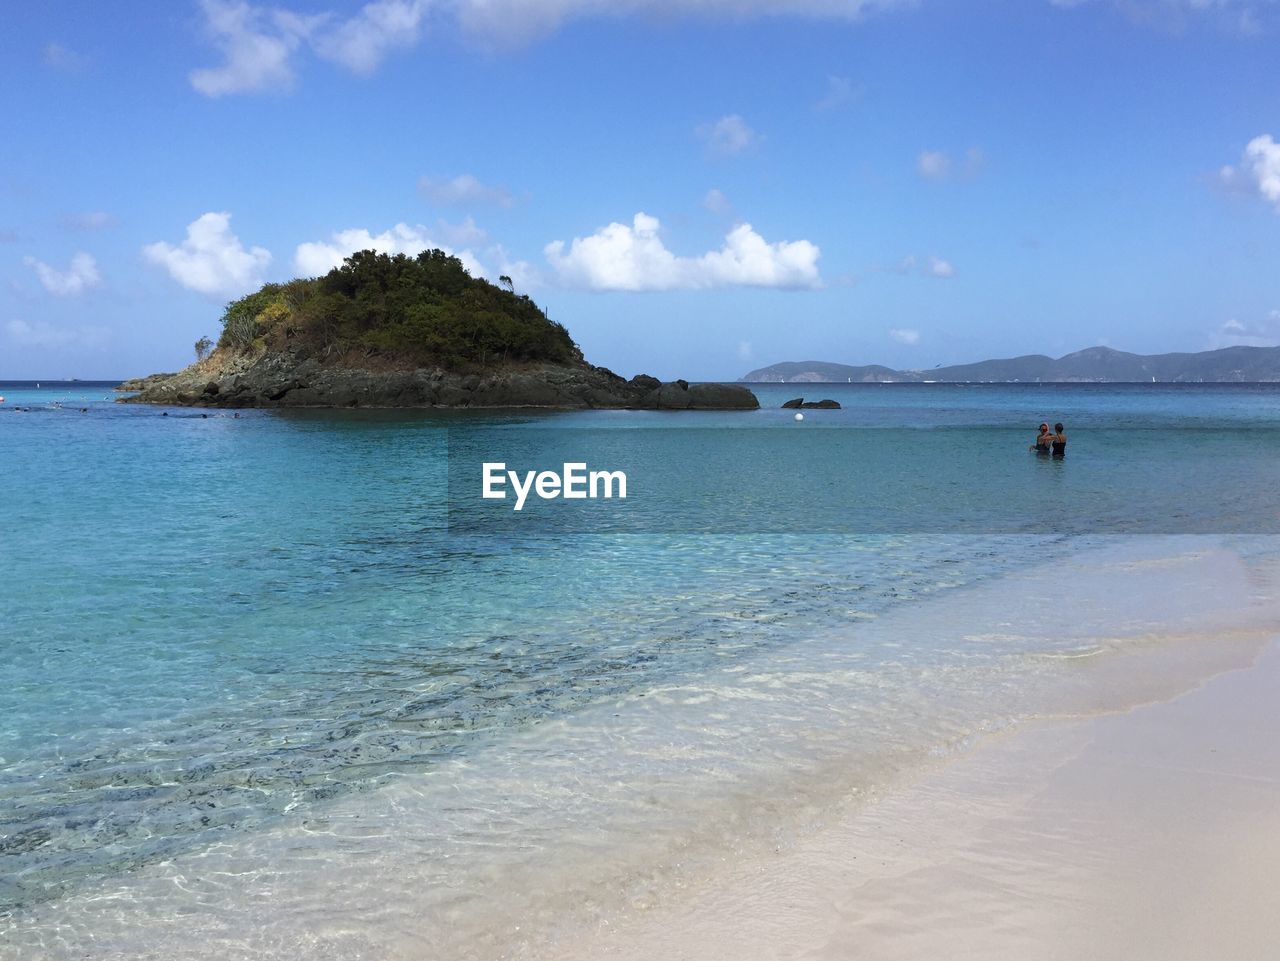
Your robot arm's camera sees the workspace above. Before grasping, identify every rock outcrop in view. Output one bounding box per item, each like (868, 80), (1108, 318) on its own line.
(777, 397), (842, 410)
(117, 350), (759, 411)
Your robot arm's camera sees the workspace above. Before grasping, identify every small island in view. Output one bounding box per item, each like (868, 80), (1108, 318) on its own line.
(120, 249), (758, 411)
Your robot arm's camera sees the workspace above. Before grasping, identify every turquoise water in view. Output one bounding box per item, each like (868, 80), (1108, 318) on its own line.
(2, 381), (1280, 953)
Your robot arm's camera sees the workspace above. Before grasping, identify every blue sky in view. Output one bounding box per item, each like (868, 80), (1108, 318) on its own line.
(2, 0), (1278, 380)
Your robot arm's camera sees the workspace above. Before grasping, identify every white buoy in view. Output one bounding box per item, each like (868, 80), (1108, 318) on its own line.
(794, 412), (804, 422)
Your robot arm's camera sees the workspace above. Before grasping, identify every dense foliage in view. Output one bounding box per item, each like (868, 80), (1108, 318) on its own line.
(214, 249), (581, 369)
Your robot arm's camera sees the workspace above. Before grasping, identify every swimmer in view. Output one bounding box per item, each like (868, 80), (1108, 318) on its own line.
(1030, 422), (1051, 454)
(1050, 422), (1067, 458)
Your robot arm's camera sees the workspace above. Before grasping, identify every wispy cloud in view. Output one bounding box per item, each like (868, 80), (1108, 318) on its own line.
(455, 0), (908, 47)
(42, 42), (87, 72)
(895, 254), (955, 279)
(702, 188), (735, 217)
(5, 319), (110, 349)
(917, 147), (985, 182)
(888, 327), (921, 345)
(418, 173), (515, 208)
(189, 0), (318, 97)
(1049, 0), (1271, 33)
(814, 74), (862, 111)
(143, 212), (272, 298)
(190, 0), (909, 94)
(697, 114), (761, 157)
(311, 0), (429, 74)
(62, 211), (117, 232)
(23, 253), (101, 296)
(917, 150), (950, 181)
(435, 215), (488, 247)
(545, 212), (821, 291)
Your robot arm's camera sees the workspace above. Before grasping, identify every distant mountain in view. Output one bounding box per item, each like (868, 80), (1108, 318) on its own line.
(741, 346), (1280, 383)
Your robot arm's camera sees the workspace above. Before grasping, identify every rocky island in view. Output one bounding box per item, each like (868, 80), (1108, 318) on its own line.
(120, 249), (758, 411)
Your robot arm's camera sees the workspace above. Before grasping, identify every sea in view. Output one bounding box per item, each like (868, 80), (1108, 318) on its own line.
(2, 380), (1279, 960)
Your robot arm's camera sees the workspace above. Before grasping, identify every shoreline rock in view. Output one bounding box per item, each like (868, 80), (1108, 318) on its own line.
(779, 397), (843, 410)
(116, 352), (759, 411)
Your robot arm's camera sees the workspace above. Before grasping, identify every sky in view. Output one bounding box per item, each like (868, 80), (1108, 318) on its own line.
(1, 0), (1278, 380)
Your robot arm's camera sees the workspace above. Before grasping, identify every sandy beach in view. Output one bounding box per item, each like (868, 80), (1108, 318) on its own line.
(6, 536), (1278, 961)
(553, 636), (1280, 961)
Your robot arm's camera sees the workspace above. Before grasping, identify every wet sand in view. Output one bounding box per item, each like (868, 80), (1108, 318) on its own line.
(555, 638), (1280, 961)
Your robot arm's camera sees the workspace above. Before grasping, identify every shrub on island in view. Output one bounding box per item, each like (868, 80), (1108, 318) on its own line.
(215, 249), (582, 370)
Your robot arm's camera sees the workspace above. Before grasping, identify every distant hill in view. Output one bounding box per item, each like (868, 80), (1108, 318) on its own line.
(742, 346), (1280, 383)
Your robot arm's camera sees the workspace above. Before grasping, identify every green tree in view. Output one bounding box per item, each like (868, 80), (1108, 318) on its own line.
(217, 249), (581, 369)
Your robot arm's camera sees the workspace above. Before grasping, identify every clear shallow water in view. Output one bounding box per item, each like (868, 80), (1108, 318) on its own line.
(2, 382), (1280, 956)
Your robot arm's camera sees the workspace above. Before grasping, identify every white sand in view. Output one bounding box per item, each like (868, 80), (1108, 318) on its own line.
(555, 638), (1280, 961)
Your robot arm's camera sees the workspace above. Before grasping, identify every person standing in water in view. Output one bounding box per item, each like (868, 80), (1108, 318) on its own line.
(1030, 422), (1052, 454)
(1050, 422), (1067, 458)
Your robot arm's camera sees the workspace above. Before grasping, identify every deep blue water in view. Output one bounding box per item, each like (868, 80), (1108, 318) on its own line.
(2, 380), (1279, 916)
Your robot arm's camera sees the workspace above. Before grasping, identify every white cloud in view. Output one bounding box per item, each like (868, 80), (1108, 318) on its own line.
(42, 42), (85, 72)
(143, 212), (272, 298)
(815, 74), (860, 111)
(418, 173), (515, 208)
(485, 245), (543, 291)
(888, 327), (921, 345)
(1210, 311), (1280, 348)
(308, 225), (438, 272)
(964, 146), (986, 175)
(702, 188), (734, 216)
(312, 0), (429, 73)
(1050, 0), (1270, 32)
(62, 211), (117, 231)
(189, 0), (316, 97)
(1220, 134), (1280, 211)
(435, 215), (488, 247)
(697, 114), (760, 157)
(917, 147), (984, 181)
(5, 319), (109, 349)
(23, 252), (101, 296)
(293, 222), (536, 287)
(738, 340), (753, 360)
(927, 256), (955, 278)
(895, 254), (955, 279)
(545, 212), (821, 291)
(917, 150), (950, 180)
(455, 0), (905, 46)
(296, 223), (440, 276)
(190, 1), (909, 92)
